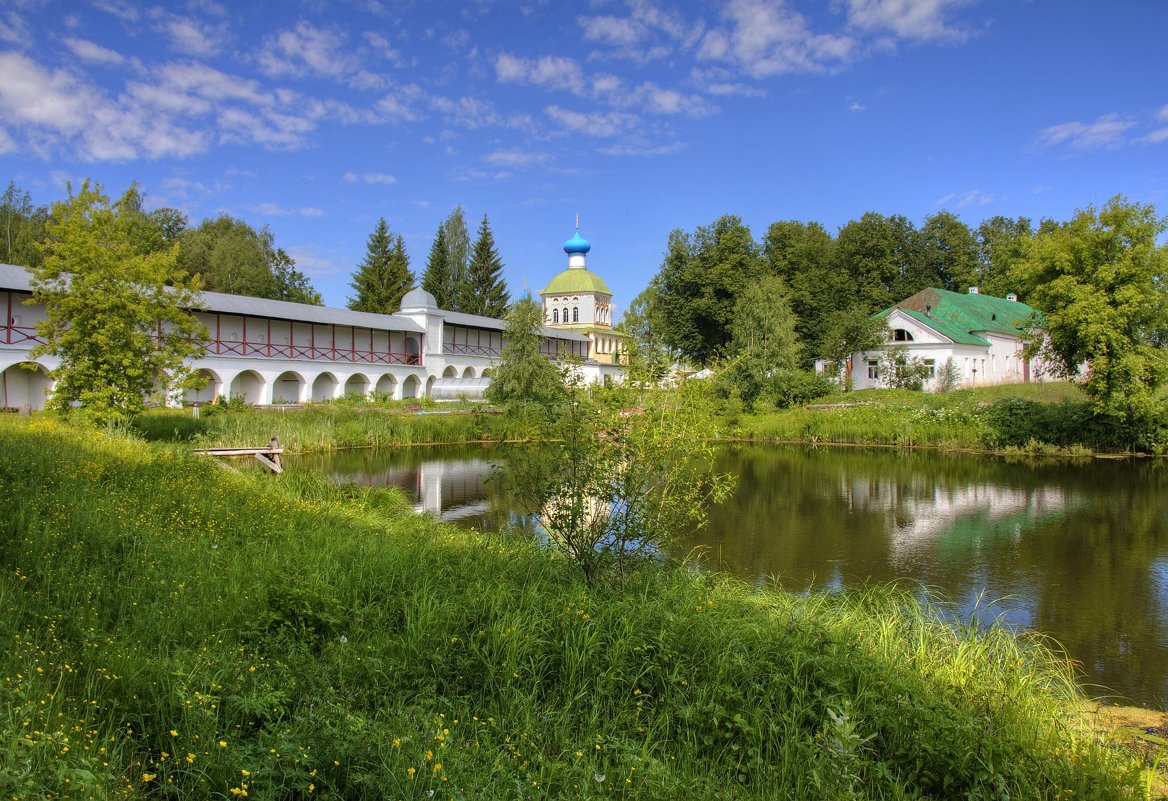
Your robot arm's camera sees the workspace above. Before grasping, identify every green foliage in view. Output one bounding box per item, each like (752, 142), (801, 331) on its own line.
(0, 417), (1144, 799)
(0, 181), (49, 270)
(177, 214), (321, 304)
(716, 275), (802, 409)
(976, 215), (1032, 297)
(616, 281), (672, 383)
(936, 357), (961, 392)
(1011, 195), (1168, 438)
(655, 215), (765, 365)
(484, 295), (566, 422)
(421, 222), (453, 308)
(879, 345), (931, 390)
(349, 217), (414, 313)
(919, 210), (980, 292)
(29, 180), (207, 425)
(462, 213), (509, 317)
(763, 219), (841, 364)
(503, 379), (734, 586)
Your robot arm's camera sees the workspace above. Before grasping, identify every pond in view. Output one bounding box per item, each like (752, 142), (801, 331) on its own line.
(288, 444), (1168, 708)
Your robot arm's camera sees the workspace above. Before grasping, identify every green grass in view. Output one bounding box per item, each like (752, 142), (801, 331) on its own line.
(0, 416), (1146, 799)
(734, 382), (1139, 453)
(134, 401), (516, 453)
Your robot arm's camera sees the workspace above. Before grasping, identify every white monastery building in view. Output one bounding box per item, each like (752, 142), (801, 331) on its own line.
(0, 225), (625, 411)
(834, 287), (1049, 391)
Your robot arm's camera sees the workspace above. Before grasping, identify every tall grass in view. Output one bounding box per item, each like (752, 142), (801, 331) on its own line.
(0, 416), (1144, 799)
(135, 403), (517, 452)
(737, 382), (1144, 454)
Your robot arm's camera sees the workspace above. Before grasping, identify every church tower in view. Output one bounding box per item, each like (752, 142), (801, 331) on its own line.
(540, 220), (625, 364)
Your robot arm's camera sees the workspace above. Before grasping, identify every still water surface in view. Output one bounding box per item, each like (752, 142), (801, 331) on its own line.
(289, 444), (1168, 708)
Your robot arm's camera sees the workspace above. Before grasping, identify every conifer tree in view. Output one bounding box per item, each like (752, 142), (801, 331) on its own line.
(462, 213), (510, 317)
(420, 224), (454, 309)
(350, 218), (414, 313)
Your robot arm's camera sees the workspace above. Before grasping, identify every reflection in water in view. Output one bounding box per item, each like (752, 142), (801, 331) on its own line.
(289, 444), (1168, 708)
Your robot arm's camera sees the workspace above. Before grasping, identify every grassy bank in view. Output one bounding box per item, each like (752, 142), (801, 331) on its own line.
(733, 382), (1141, 454)
(0, 417), (1150, 799)
(134, 401), (515, 453)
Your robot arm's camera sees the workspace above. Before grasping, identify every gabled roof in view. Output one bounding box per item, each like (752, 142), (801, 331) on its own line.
(878, 288), (1043, 346)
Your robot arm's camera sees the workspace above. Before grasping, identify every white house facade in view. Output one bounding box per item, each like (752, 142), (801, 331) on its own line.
(0, 260), (620, 411)
(827, 287), (1048, 391)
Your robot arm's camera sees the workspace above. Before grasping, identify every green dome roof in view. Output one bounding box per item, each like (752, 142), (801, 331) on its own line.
(542, 269), (611, 296)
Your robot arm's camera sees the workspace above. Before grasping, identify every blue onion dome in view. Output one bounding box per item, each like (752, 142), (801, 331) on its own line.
(563, 228), (591, 255)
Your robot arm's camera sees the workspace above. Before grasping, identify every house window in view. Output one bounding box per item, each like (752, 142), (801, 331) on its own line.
(924, 359), (936, 379)
(867, 360), (880, 380)
(893, 328), (914, 342)
(562, 306), (568, 322)
(572, 307), (579, 323)
(553, 309), (559, 323)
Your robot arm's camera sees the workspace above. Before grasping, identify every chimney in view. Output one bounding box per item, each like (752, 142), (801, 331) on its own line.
(1006, 292), (1018, 302)
(968, 287), (980, 295)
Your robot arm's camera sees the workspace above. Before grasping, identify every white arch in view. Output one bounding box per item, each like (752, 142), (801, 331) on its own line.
(184, 368), (222, 406)
(375, 373), (398, 399)
(311, 372), (338, 402)
(272, 370), (305, 404)
(229, 370), (265, 405)
(425, 375), (436, 398)
(344, 373), (370, 398)
(401, 374), (420, 399)
(442, 365), (458, 378)
(461, 366), (476, 378)
(1, 362), (53, 411)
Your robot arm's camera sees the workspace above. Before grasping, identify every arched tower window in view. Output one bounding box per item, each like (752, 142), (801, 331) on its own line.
(553, 308), (559, 323)
(562, 306), (568, 322)
(572, 307), (579, 323)
(893, 328), (914, 342)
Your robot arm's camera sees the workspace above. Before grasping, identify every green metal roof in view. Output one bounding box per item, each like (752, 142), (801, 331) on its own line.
(879, 288), (1043, 345)
(541, 268), (612, 296)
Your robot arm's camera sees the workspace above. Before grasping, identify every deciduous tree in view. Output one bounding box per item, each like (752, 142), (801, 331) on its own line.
(29, 180), (207, 424)
(717, 275), (802, 409)
(1011, 196), (1168, 436)
(0, 181), (49, 270)
(484, 294), (565, 418)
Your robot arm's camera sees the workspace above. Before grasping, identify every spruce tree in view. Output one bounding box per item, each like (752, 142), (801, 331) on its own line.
(349, 218), (396, 312)
(442, 205), (471, 311)
(421, 224), (454, 309)
(463, 213), (510, 317)
(385, 234), (414, 311)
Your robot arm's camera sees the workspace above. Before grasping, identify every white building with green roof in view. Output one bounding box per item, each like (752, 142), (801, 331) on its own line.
(841, 287), (1050, 391)
(540, 224), (628, 374)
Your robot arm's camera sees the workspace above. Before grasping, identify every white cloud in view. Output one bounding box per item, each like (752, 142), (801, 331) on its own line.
(0, 11), (32, 45)
(546, 105), (638, 137)
(165, 16), (224, 57)
(599, 140), (685, 157)
(626, 82), (713, 116)
(257, 21), (377, 89)
(935, 189), (993, 207)
(375, 84), (425, 122)
(284, 244), (343, 277)
(90, 0), (139, 22)
(1036, 113), (1134, 151)
(62, 37), (125, 65)
(485, 149), (550, 168)
(0, 127), (15, 155)
(343, 171), (397, 184)
(494, 53), (586, 95)
(849, 101), (865, 111)
(578, 15), (646, 47)
(698, 0), (857, 77)
(363, 30), (400, 62)
(844, 0), (973, 42)
(252, 203), (324, 217)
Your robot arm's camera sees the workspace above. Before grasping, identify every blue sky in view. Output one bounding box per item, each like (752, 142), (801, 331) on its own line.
(2, 0), (1166, 315)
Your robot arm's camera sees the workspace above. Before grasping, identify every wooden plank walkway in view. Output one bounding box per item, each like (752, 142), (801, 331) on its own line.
(194, 437), (283, 473)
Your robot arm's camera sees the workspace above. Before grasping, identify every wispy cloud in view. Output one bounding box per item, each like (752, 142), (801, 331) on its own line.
(697, 0), (857, 77)
(484, 149), (550, 168)
(495, 53), (587, 95)
(935, 188), (993, 207)
(163, 15), (226, 57)
(546, 105), (638, 137)
(62, 37), (126, 65)
(343, 171), (397, 184)
(1036, 113), (1134, 151)
(1139, 103), (1168, 144)
(252, 202), (324, 217)
(843, 0), (975, 42)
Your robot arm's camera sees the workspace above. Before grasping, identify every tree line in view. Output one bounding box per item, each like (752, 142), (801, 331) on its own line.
(625, 197), (1168, 442)
(350, 205), (509, 318)
(2, 181), (510, 318)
